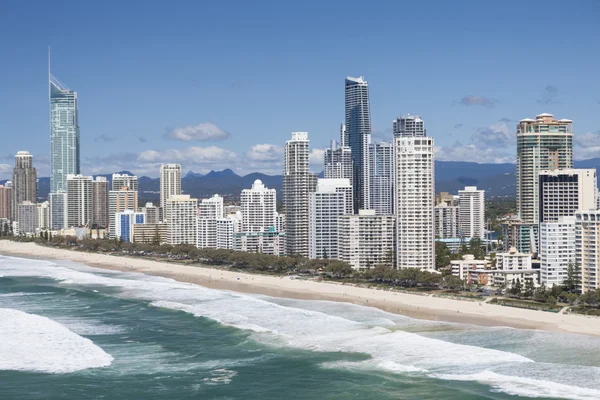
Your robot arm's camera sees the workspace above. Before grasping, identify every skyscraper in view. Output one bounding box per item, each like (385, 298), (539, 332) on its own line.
(324, 140), (353, 182)
(166, 195), (198, 246)
(50, 73), (79, 193)
(197, 194), (223, 249)
(160, 164), (182, 211)
(517, 114), (573, 224)
(66, 174), (93, 227)
(240, 179), (276, 232)
(0, 184), (12, 220)
(394, 115), (435, 270)
(369, 142), (394, 215)
(49, 191), (68, 230)
(112, 173), (138, 192)
(283, 132), (317, 257)
(108, 188), (138, 238)
(538, 169), (597, 223)
(345, 76), (371, 212)
(458, 186), (485, 240)
(12, 151), (37, 222)
(92, 177), (109, 229)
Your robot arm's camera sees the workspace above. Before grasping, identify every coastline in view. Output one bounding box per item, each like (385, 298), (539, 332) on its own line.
(1, 241), (599, 337)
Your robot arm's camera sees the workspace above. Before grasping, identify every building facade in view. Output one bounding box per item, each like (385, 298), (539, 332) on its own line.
(115, 210), (145, 243)
(66, 174), (93, 227)
(394, 115), (435, 270)
(324, 140), (353, 182)
(369, 142), (394, 215)
(435, 202), (459, 239)
(17, 201), (38, 235)
(50, 74), (79, 193)
(111, 173), (138, 192)
(49, 191), (68, 231)
(241, 179), (276, 232)
(458, 186), (485, 239)
(538, 168), (597, 223)
(166, 195), (198, 246)
(92, 177), (109, 229)
(345, 76), (371, 211)
(516, 114), (573, 224)
(12, 151), (37, 222)
(0, 184), (12, 220)
(141, 202), (160, 224)
(108, 189), (138, 238)
(37, 201), (50, 230)
(197, 194), (223, 249)
(160, 164), (182, 211)
(575, 210), (600, 293)
(539, 216), (576, 287)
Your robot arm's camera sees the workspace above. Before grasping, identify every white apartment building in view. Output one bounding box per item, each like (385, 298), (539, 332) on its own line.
(493, 247), (539, 288)
(275, 212), (285, 233)
(338, 209), (395, 270)
(160, 164), (182, 212)
(241, 179), (276, 232)
(394, 116), (435, 270)
(324, 139), (353, 182)
(108, 189), (138, 239)
(309, 179), (352, 260)
(111, 173), (138, 192)
(450, 254), (491, 280)
(141, 202), (160, 224)
(458, 186), (485, 239)
(216, 212), (242, 250)
(166, 195), (198, 246)
(66, 174), (93, 227)
(234, 231), (286, 256)
(17, 201), (38, 234)
(369, 141), (394, 215)
(197, 194), (223, 248)
(49, 191), (68, 231)
(36, 201), (50, 230)
(538, 169), (597, 223)
(575, 210), (600, 293)
(115, 210), (145, 243)
(435, 202), (459, 239)
(539, 216), (576, 287)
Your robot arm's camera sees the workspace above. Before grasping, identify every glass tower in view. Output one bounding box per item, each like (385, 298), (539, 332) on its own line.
(50, 74), (80, 193)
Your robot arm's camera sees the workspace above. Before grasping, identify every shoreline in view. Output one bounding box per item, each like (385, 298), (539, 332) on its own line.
(1, 241), (599, 336)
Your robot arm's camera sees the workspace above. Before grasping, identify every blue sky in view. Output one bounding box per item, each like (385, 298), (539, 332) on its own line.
(0, 0), (599, 178)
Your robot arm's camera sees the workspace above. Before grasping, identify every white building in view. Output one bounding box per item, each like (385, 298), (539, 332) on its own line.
(66, 174), (93, 227)
(275, 212), (285, 233)
(338, 209), (395, 270)
(36, 201), (50, 230)
(575, 210), (600, 293)
(159, 164), (181, 212)
(241, 179), (276, 232)
(435, 202), (459, 239)
(216, 212), (242, 250)
(166, 195), (198, 246)
(17, 201), (37, 235)
(493, 247), (539, 288)
(309, 179), (352, 260)
(115, 210), (145, 243)
(111, 173), (138, 192)
(394, 115), (435, 270)
(539, 216), (576, 287)
(369, 141), (394, 215)
(108, 189), (138, 239)
(234, 231), (286, 256)
(538, 169), (597, 223)
(49, 191), (68, 231)
(92, 177), (109, 229)
(450, 254), (491, 280)
(324, 139), (353, 182)
(458, 186), (485, 239)
(141, 202), (160, 224)
(197, 194), (223, 249)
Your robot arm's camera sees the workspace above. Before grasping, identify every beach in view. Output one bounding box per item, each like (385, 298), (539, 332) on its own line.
(0, 240), (598, 337)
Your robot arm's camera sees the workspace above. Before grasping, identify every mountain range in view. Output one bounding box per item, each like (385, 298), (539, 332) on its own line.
(4, 159), (600, 203)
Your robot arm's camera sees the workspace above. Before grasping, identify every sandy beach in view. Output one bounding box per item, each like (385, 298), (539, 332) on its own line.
(1, 240), (599, 337)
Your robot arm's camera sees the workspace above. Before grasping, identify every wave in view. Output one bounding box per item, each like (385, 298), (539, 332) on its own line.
(0, 308), (113, 373)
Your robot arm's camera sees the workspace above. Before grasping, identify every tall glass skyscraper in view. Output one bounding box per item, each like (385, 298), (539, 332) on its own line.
(50, 73), (80, 193)
(345, 76), (371, 212)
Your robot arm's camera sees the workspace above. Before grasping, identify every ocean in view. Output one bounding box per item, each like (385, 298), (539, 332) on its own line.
(1, 254), (600, 400)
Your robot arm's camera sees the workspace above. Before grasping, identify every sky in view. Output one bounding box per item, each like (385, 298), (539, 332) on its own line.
(0, 0), (599, 179)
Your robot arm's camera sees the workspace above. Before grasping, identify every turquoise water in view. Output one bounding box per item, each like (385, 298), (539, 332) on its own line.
(1, 255), (600, 399)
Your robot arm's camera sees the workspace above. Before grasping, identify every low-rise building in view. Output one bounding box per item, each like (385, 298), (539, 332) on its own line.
(234, 230), (285, 256)
(133, 223), (167, 245)
(115, 210), (145, 243)
(450, 254), (491, 280)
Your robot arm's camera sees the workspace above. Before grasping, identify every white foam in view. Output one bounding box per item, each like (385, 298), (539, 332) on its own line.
(0, 308), (113, 373)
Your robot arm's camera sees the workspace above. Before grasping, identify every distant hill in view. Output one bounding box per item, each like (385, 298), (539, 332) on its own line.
(6, 158), (600, 201)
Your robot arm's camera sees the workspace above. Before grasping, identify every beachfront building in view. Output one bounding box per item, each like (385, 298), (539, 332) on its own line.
(166, 195), (198, 246)
(450, 254), (492, 284)
(36, 201), (50, 230)
(216, 213), (242, 250)
(108, 188), (138, 239)
(66, 174), (93, 227)
(435, 202), (459, 239)
(493, 247), (539, 288)
(338, 209), (395, 270)
(539, 216), (576, 287)
(309, 178), (353, 260)
(197, 194), (223, 249)
(538, 169), (597, 223)
(12, 151), (37, 222)
(458, 186), (485, 240)
(575, 210), (600, 293)
(369, 141), (394, 215)
(234, 230), (286, 256)
(114, 210), (145, 243)
(49, 191), (68, 231)
(160, 164), (181, 212)
(394, 115), (435, 270)
(133, 223), (167, 245)
(0, 184), (12, 220)
(502, 218), (538, 255)
(17, 201), (37, 235)
(92, 177), (109, 229)
(241, 179), (276, 232)
(141, 202), (160, 224)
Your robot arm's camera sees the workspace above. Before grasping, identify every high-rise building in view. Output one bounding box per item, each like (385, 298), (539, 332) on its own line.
(394, 115), (435, 270)
(436, 192), (456, 207)
(17, 201), (38, 235)
(345, 76), (371, 211)
(283, 132), (317, 257)
(539, 216), (575, 287)
(92, 177), (109, 229)
(241, 179), (276, 232)
(575, 210), (600, 293)
(115, 210), (145, 243)
(216, 213), (242, 250)
(108, 188), (138, 238)
(338, 209), (395, 270)
(197, 194), (223, 249)
(0, 185), (12, 220)
(502, 218), (538, 255)
(166, 195), (198, 246)
(324, 140), (353, 182)
(369, 142), (394, 215)
(160, 164), (182, 211)
(275, 212), (285, 233)
(458, 186), (485, 240)
(66, 174), (93, 227)
(12, 151), (37, 222)
(36, 201), (50, 230)
(538, 169), (597, 223)
(50, 73), (79, 193)
(435, 202), (459, 239)
(309, 178), (352, 259)
(141, 202), (160, 224)
(49, 191), (68, 230)
(111, 173), (138, 192)
(517, 114), (573, 224)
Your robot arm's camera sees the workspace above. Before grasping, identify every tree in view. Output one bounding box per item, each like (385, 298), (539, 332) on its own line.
(510, 278), (522, 297)
(435, 242), (452, 269)
(523, 278), (535, 299)
(546, 295), (557, 308)
(563, 262), (581, 293)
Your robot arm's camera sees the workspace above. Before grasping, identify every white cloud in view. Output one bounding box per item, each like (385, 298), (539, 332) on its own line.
(164, 123), (230, 142)
(137, 146), (238, 164)
(0, 164), (11, 174)
(309, 149), (325, 172)
(245, 144), (283, 162)
(458, 95), (498, 108)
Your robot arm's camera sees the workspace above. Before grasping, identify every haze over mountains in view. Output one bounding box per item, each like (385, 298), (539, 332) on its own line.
(4, 159), (600, 203)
